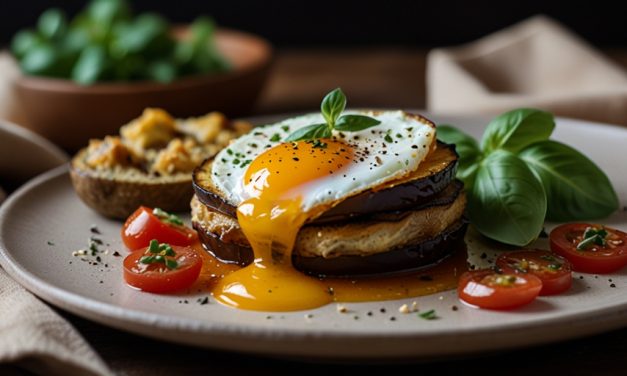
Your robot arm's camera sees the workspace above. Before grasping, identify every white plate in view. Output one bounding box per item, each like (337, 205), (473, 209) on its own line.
(0, 113), (626, 359)
(0, 119), (68, 184)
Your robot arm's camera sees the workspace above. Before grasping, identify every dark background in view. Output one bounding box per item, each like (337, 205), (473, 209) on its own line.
(1, 0), (625, 48)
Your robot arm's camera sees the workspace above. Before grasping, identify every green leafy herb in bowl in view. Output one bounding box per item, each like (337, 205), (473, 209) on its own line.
(438, 109), (619, 246)
(11, 0), (230, 84)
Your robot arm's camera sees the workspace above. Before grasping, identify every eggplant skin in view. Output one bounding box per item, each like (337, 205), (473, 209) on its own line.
(194, 217), (467, 278)
(70, 165), (193, 219)
(193, 142), (460, 224)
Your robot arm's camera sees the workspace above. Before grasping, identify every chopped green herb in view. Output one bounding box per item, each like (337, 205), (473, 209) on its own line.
(140, 255), (155, 264)
(240, 159), (252, 168)
(139, 240), (179, 269)
(165, 259), (178, 269)
(253, 131), (263, 136)
(281, 125), (290, 132)
(232, 158), (241, 165)
(419, 309), (438, 320)
(149, 239), (159, 253)
(577, 227), (608, 250)
(226, 149), (233, 155)
(547, 263), (562, 271)
(153, 208), (184, 226)
(396, 133), (403, 138)
(270, 133), (281, 142)
(384, 134), (393, 143)
(221, 158), (227, 163)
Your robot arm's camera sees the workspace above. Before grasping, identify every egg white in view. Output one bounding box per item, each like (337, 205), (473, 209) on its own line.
(211, 110), (436, 212)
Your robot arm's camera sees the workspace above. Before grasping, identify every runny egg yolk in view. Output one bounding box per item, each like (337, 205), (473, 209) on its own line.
(213, 141), (355, 311)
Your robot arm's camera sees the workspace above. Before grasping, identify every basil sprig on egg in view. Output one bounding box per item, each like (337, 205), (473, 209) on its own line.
(438, 109), (619, 246)
(285, 88), (381, 142)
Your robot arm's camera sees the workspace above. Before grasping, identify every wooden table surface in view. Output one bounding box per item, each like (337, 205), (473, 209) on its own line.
(8, 48), (627, 375)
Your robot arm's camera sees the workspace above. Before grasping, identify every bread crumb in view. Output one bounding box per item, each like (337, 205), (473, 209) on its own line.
(399, 301), (419, 314)
(336, 304), (348, 313)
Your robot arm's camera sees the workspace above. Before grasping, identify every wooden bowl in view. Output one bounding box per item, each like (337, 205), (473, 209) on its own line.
(14, 28), (273, 151)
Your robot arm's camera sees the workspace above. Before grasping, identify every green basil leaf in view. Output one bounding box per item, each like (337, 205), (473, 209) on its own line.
(284, 123), (331, 142)
(72, 45), (108, 84)
(519, 140), (619, 221)
(334, 114), (381, 131)
(87, 0), (131, 26)
(11, 30), (42, 58)
(320, 88), (346, 126)
(20, 44), (59, 75)
(147, 60), (177, 82)
(468, 150), (547, 246)
(437, 125), (482, 185)
(37, 8), (67, 40)
(481, 109), (555, 154)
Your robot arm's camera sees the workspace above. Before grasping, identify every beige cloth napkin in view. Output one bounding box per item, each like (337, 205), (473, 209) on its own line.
(427, 15), (627, 126)
(0, 270), (112, 375)
(0, 53), (111, 376)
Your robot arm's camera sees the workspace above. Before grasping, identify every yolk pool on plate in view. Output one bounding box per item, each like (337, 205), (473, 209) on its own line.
(213, 141), (354, 311)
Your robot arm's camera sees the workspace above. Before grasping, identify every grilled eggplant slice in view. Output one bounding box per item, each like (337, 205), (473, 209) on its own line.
(193, 142), (459, 224)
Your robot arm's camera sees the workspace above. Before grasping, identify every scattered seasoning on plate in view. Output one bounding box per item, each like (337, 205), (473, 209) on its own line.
(610, 283), (617, 288)
(47, 241), (55, 246)
(418, 309), (438, 320)
(197, 297), (210, 305)
(90, 225), (101, 234)
(451, 305), (459, 311)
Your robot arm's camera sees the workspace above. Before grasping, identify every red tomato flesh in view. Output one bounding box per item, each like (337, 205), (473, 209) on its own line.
(122, 206), (196, 251)
(550, 223), (627, 274)
(123, 245), (202, 293)
(496, 250), (572, 296)
(458, 270), (542, 310)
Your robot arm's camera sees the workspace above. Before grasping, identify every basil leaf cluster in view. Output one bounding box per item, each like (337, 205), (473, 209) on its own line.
(285, 88), (381, 142)
(11, 0), (229, 84)
(438, 108), (619, 246)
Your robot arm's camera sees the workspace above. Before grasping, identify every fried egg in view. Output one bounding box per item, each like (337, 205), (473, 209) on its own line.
(211, 110), (436, 311)
(212, 110), (436, 211)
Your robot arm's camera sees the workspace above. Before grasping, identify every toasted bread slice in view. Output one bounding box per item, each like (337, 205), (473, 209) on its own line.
(70, 108), (250, 219)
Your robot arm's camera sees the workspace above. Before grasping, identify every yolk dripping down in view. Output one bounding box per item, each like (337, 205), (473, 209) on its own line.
(213, 140), (355, 311)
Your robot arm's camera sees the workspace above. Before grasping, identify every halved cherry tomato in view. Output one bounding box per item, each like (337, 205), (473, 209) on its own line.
(550, 223), (627, 274)
(123, 244), (202, 293)
(122, 206), (196, 250)
(458, 270), (542, 310)
(496, 250), (572, 296)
